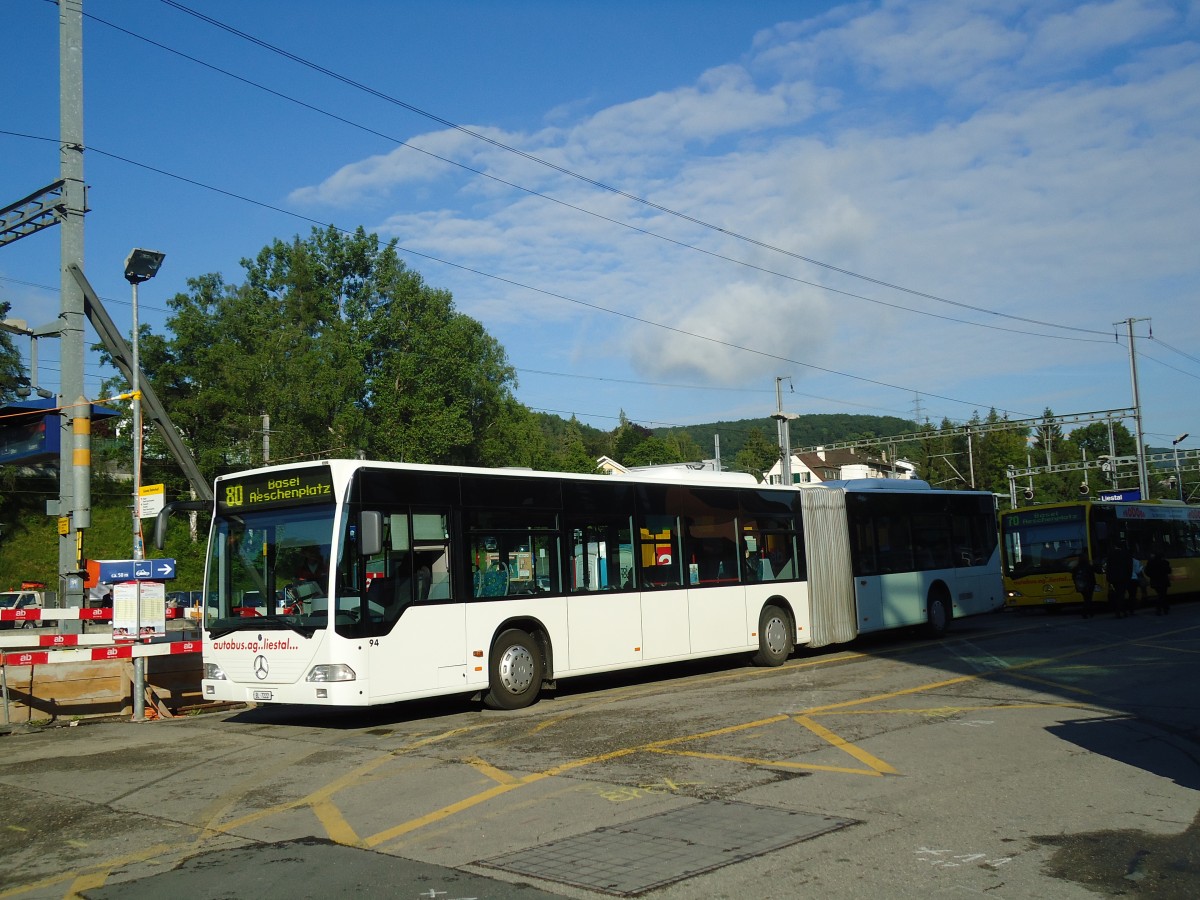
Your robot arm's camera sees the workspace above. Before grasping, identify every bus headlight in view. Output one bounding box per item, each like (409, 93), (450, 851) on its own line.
(204, 663), (228, 681)
(306, 664), (356, 683)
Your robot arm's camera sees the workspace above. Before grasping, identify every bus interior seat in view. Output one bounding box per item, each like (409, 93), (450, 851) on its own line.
(480, 563), (509, 597)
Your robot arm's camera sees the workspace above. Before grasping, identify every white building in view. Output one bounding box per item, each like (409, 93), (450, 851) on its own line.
(765, 447), (916, 486)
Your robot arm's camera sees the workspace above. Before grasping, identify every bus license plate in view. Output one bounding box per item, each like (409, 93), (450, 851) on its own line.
(253, 690), (273, 701)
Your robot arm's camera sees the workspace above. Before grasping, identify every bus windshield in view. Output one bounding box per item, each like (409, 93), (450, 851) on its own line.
(1002, 507), (1087, 578)
(206, 503), (337, 636)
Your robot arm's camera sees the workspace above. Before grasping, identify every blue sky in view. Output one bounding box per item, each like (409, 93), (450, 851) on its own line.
(3, 0), (1199, 457)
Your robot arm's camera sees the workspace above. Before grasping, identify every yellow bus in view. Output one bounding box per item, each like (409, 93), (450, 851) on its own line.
(999, 500), (1200, 609)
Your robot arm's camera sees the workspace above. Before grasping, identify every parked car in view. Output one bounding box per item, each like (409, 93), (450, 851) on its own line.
(0, 590), (44, 629)
(165, 590), (202, 620)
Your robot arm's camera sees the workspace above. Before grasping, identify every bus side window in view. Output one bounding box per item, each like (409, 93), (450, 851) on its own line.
(683, 516), (738, 585)
(741, 517), (800, 582)
(639, 516), (680, 587)
(466, 511), (560, 597)
(412, 512), (451, 600)
(568, 519), (631, 592)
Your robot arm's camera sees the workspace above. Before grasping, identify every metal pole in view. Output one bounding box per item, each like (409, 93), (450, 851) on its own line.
(1173, 433), (1188, 501)
(775, 377), (792, 485)
(58, 0), (87, 628)
(967, 429), (975, 488)
(1107, 418), (1117, 490)
(132, 279), (145, 722)
(1125, 318), (1150, 499)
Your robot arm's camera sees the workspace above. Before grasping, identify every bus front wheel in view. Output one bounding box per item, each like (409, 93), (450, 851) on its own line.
(484, 629), (543, 710)
(752, 604), (793, 667)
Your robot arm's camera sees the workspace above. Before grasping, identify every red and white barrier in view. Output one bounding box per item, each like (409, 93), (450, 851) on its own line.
(1, 639), (201, 667)
(2, 607), (202, 662)
(0, 607), (113, 624)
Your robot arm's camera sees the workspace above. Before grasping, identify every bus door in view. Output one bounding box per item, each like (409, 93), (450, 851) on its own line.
(359, 511), (468, 701)
(566, 519), (643, 670)
(684, 514), (747, 653)
(638, 516), (690, 660)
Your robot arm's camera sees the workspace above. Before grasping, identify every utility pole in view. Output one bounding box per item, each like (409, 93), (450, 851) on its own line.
(57, 0), (87, 620)
(773, 377), (796, 485)
(1119, 317), (1150, 499)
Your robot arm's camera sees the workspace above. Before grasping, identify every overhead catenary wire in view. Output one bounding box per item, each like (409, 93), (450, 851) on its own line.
(0, 129), (1033, 418)
(153, 0), (1113, 341)
(38, 11), (1107, 346)
(9, 5), (1191, 432)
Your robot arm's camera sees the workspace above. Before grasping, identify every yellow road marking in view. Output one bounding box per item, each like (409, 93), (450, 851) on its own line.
(649, 746), (885, 777)
(794, 715), (899, 775)
(464, 755), (519, 785)
(0, 842), (175, 900)
(9, 626), (1196, 898)
(365, 780), (530, 847)
(830, 702), (1084, 716)
(1007, 672), (1099, 696)
(312, 799), (362, 847)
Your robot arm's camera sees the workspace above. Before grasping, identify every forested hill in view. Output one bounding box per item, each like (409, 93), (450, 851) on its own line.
(654, 414), (917, 461)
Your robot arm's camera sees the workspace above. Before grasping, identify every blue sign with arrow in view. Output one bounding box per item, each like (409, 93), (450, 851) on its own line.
(97, 558), (177, 582)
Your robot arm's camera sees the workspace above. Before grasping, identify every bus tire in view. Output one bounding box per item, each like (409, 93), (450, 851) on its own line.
(483, 629), (543, 710)
(926, 589), (951, 638)
(752, 604), (793, 667)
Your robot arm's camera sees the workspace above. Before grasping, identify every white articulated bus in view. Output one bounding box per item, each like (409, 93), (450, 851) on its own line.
(183, 460), (1001, 710)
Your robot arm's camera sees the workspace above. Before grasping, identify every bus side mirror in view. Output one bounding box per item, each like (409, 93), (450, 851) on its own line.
(360, 511), (382, 557)
(154, 500), (210, 550)
(1079, 483), (1090, 495)
(1023, 488), (1034, 501)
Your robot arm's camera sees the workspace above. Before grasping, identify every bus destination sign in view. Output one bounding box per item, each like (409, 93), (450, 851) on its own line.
(218, 466), (335, 512)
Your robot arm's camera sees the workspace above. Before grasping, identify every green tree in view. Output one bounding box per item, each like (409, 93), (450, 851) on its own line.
(663, 429), (704, 462)
(549, 417), (600, 473)
(612, 413), (653, 464)
(0, 301), (26, 402)
(1063, 421), (1136, 459)
(113, 227), (519, 486)
(971, 409), (1031, 497)
(732, 427), (779, 480)
(1061, 420), (1141, 496)
(1031, 408), (1065, 466)
(623, 436), (684, 467)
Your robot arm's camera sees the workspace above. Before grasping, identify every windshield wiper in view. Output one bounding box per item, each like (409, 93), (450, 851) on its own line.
(206, 616), (319, 640)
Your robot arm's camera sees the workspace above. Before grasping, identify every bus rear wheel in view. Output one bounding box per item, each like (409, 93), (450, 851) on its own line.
(484, 629), (543, 710)
(752, 604), (793, 667)
(926, 590), (951, 638)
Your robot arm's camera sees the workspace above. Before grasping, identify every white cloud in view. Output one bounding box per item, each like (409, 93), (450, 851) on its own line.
(1023, 0), (1179, 70)
(289, 0), (1199, 429)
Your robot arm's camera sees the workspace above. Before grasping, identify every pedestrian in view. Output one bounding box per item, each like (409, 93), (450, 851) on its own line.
(1144, 552), (1172, 615)
(1105, 541), (1135, 618)
(1131, 553), (1148, 606)
(1073, 555), (1097, 619)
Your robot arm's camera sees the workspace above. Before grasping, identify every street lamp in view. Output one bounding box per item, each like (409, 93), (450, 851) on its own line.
(123, 248), (165, 563)
(1173, 433), (1189, 502)
(123, 250), (164, 724)
(124, 249), (164, 720)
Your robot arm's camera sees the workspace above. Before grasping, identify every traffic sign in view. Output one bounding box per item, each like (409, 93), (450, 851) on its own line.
(97, 558), (177, 582)
(138, 483), (165, 519)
